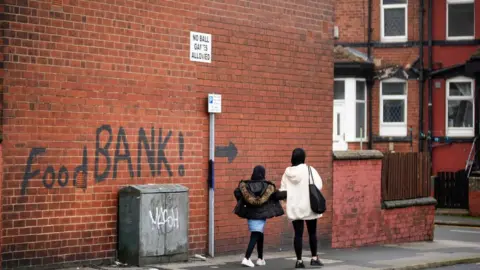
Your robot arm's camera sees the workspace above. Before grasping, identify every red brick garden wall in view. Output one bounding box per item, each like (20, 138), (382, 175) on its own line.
(470, 192), (480, 217)
(469, 177), (480, 217)
(0, 144), (3, 268)
(332, 153), (435, 248)
(1, 0), (334, 269)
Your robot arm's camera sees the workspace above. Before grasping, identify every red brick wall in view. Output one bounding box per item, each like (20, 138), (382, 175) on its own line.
(335, 0), (423, 43)
(432, 144), (470, 174)
(334, 0), (369, 43)
(0, 144), (3, 268)
(1, 0), (334, 269)
(0, 2), (5, 267)
(332, 158), (434, 248)
(469, 177), (480, 217)
(347, 78), (420, 153)
(470, 191), (480, 217)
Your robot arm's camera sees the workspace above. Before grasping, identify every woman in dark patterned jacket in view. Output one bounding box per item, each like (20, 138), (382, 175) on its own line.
(234, 165), (286, 267)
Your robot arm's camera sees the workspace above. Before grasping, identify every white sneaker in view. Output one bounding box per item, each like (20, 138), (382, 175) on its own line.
(242, 258), (255, 267)
(256, 258), (266, 266)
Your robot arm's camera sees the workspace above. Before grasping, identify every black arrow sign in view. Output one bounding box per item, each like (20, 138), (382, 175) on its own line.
(215, 141), (238, 163)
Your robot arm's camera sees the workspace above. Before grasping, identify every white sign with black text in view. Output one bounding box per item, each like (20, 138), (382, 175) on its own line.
(190, 31), (212, 63)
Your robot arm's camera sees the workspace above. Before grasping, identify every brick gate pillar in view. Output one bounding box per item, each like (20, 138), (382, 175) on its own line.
(469, 177), (480, 217)
(0, 144), (3, 267)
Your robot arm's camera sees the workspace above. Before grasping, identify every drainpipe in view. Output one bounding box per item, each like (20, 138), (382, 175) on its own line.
(418, 0), (425, 152)
(427, 0), (433, 171)
(368, 78), (374, 149)
(367, 0), (372, 58)
(475, 71), (480, 167)
(367, 0), (373, 149)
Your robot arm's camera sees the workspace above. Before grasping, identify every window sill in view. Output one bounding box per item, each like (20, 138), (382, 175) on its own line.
(447, 36), (475, 41)
(346, 139), (369, 143)
(380, 37), (408, 43)
(446, 130), (475, 138)
(382, 197), (437, 209)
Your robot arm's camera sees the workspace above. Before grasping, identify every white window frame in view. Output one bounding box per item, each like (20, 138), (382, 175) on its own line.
(446, 0), (475, 41)
(333, 78), (368, 143)
(445, 76), (475, 137)
(380, 78), (408, 137)
(381, 0), (408, 42)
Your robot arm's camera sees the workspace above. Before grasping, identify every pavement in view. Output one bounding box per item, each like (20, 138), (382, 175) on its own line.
(434, 214), (480, 228)
(425, 263), (480, 270)
(62, 224), (480, 270)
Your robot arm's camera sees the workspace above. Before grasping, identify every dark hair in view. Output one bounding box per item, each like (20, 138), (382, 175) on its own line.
(251, 165), (266, 180)
(291, 148), (306, 166)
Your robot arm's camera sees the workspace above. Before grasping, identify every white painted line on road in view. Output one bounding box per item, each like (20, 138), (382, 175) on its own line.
(450, 229), (480, 234)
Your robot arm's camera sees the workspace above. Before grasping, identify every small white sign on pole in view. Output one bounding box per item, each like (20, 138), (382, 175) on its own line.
(190, 31), (212, 63)
(208, 94), (221, 113)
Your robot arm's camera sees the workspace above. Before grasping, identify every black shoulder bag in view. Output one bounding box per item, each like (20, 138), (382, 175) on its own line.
(308, 166), (326, 214)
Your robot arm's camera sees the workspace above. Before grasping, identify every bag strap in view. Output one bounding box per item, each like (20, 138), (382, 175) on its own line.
(308, 166), (312, 185)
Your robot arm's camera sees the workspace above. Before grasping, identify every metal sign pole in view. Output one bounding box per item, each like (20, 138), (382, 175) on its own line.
(208, 112), (215, 258)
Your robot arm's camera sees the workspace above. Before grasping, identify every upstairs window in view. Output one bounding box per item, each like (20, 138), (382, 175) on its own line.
(381, 0), (408, 42)
(446, 77), (474, 137)
(447, 0), (475, 40)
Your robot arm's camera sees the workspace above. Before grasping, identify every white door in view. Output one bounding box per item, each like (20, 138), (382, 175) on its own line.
(333, 102), (348, 151)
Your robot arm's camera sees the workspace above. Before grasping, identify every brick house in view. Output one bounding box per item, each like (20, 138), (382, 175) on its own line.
(427, 0), (480, 213)
(428, 0), (479, 175)
(334, 0), (480, 214)
(334, 0), (423, 153)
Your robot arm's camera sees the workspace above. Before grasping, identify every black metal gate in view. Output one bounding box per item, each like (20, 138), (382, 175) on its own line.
(434, 170), (469, 209)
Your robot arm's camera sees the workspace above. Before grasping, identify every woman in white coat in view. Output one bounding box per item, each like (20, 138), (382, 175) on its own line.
(280, 148), (324, 268)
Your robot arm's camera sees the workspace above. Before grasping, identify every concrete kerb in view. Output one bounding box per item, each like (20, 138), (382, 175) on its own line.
(381, 256), (480, 270)
(435, 221), (480, 228)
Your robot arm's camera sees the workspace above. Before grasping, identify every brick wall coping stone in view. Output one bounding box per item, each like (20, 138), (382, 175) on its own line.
(333, 150), (384, 160)
(382, 197), (437, 209)
(469, 177), (480, 191)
